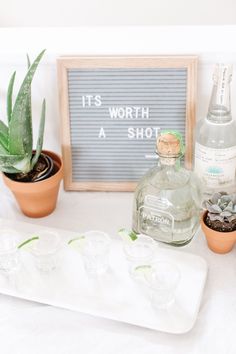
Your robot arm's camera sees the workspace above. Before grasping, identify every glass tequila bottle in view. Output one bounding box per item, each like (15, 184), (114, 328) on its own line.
(132, 131), (200, 246)
(194, 64), (236, 197)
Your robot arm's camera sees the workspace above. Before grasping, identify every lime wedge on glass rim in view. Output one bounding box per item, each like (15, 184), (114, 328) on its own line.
(18, 236), (39, 250)
(133, 264), (152, 276)
(68, 235), (85, 251)
(118, 228), (138, 242)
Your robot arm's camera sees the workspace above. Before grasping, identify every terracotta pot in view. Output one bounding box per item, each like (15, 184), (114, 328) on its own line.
(2, 150), (63, 218)
(201, 211), (236, 254)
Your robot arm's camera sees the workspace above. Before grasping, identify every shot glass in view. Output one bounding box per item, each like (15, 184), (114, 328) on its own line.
(123, 234), (156, 279)
(145, 261), (180, 309)
(29, 230), (62, 272)
(81, 231), (111, 276)
(0, 228), (20, 273)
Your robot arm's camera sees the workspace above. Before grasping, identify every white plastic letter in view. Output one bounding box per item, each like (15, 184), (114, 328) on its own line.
(126, 107), (133, 119)
(142, 107), (149, 119)
(128, 127), (135, 139)
(145, 127), (153, 139)
(95, 95), (102, 107)
(87, 95), (93, 106)
(118, 108), (125, 119)
(153, 127), (160, 138)
(109, 107), (119, 119)
(99, 127), (106, 138)
(136, 128), (144, 139)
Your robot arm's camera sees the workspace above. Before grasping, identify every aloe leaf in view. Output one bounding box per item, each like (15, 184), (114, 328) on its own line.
(9, 49), (46, 156)
(0, 153), (28, 173)
(0, 120), (8, 135)
(0, 143), (9, 155)
(25, 54), (33, 156)
(6, 71), (16, 124)
(26, 54), (31, 69)
(31, 99), (46, 169)
(1, 167), (21, 173)
(0, 135), (8, 151)
(0, 120), (9, 150)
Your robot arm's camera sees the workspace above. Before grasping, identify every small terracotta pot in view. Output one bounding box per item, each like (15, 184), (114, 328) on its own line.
(201, 211), (236, 254)
(2, 150), (63, 218)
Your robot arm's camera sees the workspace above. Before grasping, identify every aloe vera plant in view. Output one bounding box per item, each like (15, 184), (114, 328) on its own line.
(0, 49), (46, 174)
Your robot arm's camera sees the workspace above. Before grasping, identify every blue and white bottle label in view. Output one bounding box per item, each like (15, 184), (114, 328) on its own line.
(194, 142), (236, 188)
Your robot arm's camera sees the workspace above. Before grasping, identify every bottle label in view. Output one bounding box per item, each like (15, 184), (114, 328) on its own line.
(194, 142), (236, 188)
(138, 196), (174, 242)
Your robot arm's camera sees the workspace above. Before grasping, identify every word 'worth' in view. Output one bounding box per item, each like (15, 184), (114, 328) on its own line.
(82, 95), (149, 119)
(81, 94), (159, 139)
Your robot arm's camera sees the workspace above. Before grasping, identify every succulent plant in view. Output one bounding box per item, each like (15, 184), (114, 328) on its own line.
(203, 192), (236, 222)
(0, 50), (46, 174)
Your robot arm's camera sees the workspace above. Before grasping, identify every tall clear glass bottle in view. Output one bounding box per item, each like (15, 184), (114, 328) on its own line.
(194, 64), (236, 197)
(132, 131), (200, 246)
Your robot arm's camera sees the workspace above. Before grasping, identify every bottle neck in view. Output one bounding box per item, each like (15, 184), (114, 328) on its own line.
(159, 156), (180, 168)
(207, 65), (232, 124)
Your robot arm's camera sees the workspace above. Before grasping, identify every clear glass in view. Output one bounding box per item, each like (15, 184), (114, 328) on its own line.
(29, 231), (62, 272)
(123, 235), (156, 279)
(0, 228), (20, 273)
(194, 63), (236, 196)
(207, 63), (232, 124)
(81, 231), (111, 275)
(132, 157), (200, 246)
(145, 261), (180, 309)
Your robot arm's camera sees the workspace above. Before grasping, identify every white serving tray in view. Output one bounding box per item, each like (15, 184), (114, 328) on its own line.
(0, 218), (207, 334)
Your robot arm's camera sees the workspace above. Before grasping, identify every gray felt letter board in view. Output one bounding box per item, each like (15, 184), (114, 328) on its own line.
(57, 56), (197, 191)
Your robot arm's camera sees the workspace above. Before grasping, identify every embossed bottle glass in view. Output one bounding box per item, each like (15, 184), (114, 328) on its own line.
(132, 132), (200, 246)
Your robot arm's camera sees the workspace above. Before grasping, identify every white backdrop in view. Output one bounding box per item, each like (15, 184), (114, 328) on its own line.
(0, 0), (235, 26)
(0, 26), (235, 155)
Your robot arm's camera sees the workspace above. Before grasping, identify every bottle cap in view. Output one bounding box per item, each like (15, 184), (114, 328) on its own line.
(156, 131), (185, 158)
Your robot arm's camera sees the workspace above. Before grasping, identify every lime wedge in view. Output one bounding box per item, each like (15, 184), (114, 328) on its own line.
(133, 264), (152, 276)
(68, 235), (85, 251)
(18, 236), (39, 249)
(118, 228), (138, 242)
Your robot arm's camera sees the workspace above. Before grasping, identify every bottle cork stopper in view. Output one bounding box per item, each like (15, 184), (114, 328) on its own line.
(156, 133), (181, 157)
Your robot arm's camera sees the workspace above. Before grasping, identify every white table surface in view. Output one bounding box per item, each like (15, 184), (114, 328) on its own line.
(0, 178), (236, 354)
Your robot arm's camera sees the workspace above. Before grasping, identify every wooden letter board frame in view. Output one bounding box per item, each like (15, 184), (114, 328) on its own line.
(57, 56), (197, 191)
